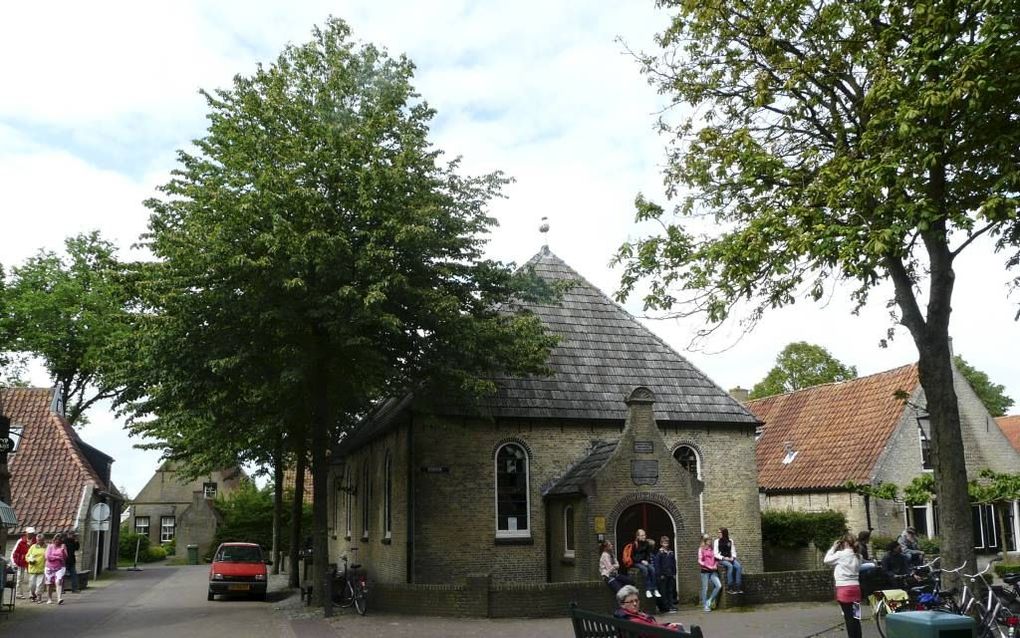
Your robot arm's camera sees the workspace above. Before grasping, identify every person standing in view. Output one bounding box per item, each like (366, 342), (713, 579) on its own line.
(654, 535), (678, 612)
(698, 534), (722, 612)
(44, 533), (68, 604)
(713, 527), (743, 594)
(25, 534), (46, 603)
(630, 529), (661, 599)
(823, 532), (862, 638)
(8, 526), (35, 598)
(599, 540), (635, 593)
(64, 530), (80, 593)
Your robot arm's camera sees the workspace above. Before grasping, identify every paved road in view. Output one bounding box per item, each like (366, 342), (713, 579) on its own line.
(2, 565), (890, 637)
(0, 565), (296, 638)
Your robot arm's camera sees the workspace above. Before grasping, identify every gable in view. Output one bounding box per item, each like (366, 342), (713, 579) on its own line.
(3, 387), (113, 531)
(749, 364), (919, 491)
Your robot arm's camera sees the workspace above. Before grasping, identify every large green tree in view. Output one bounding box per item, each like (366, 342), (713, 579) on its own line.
(750, 341), (857, 398)
(953, 354), (1014, 416)
(2, 232), (133, 423)
(616, 0), (1020, 586)
(128, 19), (555, 609)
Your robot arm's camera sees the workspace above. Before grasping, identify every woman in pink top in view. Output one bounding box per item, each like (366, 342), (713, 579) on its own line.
(44, 532), (68, 605)
(697, 534), (721, 612)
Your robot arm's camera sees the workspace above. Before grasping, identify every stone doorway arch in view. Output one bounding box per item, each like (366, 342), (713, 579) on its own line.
(614, 499), (680, 601)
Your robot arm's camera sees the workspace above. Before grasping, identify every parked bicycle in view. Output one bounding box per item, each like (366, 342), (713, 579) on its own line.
(872, 557), (940, 638)
(331, 549), (368, 615)
(959, 558), (1017, 638)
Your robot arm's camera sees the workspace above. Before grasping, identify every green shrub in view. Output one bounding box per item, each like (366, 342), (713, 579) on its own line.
(870, 534), (897, 553)
(761, 509), (848, 549)
(993, 563), (1020, 578)
(163, 538), (176, 556)
(917, 536), (940, 555)
(119, 530), (152, 561)
(205, 483), (312, 561)
(146, 545), (167, 562)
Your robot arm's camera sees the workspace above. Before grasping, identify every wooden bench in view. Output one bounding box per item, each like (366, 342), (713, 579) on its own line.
(569, 603), (704, 638)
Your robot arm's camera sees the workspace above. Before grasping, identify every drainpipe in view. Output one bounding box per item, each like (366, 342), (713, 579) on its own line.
(865, 494), (872, 531)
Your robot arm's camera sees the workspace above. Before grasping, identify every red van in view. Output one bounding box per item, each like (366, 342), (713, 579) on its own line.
(207, 542), (269, 601)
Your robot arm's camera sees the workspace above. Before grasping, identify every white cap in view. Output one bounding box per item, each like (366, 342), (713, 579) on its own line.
(25, 526), (37, 534)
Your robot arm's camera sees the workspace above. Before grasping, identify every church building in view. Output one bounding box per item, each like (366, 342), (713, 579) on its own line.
(328, 247), (762, 603)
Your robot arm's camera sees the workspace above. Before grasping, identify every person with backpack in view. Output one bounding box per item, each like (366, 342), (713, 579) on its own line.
(599, 540), (635, 593)
(624, 529), (661, 599)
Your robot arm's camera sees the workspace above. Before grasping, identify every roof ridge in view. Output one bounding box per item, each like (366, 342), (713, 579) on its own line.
(747, 362), (918, 402)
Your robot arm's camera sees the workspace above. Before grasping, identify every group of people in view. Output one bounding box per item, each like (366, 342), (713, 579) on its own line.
(823, 527), (927, 638)
(8, 526), (80, 606)
(599, 527), (744, 617)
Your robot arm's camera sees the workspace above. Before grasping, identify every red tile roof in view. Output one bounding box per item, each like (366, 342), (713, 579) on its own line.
(749, 364), (919, 491)
(996, 415), (1020, 453)
(3, 387), (112, 533)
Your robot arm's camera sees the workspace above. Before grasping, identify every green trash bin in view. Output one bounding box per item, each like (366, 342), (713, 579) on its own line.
(886, 611), (976, 638)
(187, 544), (199, 565)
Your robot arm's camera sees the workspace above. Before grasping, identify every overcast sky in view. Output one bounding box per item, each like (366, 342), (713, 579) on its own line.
(2, 1), (1017, 496)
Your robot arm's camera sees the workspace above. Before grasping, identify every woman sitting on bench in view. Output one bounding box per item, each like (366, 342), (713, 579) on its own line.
(613, 585), (686, 633)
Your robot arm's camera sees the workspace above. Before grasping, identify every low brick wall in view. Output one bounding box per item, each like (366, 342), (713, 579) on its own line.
(370, 569), (833, 617)
(718, 569), (833, 608)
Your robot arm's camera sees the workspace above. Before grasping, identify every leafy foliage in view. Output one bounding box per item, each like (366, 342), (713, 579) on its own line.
(2, 232), (134, 424)
(118, 528), (165, 563)
(750, 342), (857, 398)
(844, 480), (899, 502)
(953, 355), (1014, 417)
(761, 509), (848, 549)
(616, 0), (1020, 584)
(903, 474), (937, 506)
(209, 482), (311, 560)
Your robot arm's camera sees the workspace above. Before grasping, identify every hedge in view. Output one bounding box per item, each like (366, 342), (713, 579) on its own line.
(762, 509), (848, 549)
(993, 563), (1020, 578)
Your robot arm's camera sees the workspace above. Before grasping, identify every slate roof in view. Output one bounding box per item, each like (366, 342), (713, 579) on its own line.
(748, 364), (919, 491)
(2, 387), (115, 532)
(543, 440), (619, 496)
(996, 415), (1020, 453)
(441, 247), (757, 424)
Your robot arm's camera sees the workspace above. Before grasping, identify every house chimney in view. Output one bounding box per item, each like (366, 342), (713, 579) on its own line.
(623, 387), (657, 438)
(729, 386), (749, 403)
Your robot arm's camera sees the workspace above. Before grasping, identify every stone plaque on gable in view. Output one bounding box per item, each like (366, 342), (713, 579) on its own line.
(633, 440), (654, 454)
(631, 460), (658, 485)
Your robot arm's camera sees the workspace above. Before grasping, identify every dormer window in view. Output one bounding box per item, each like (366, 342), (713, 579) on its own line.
(782, 443), (798, 465)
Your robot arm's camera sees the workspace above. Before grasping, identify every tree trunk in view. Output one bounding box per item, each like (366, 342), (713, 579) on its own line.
(287, 442), (306, 590)
(885, 213), (976, 589)
(309, 352), (333, 616)
(271, 435), (283, 576)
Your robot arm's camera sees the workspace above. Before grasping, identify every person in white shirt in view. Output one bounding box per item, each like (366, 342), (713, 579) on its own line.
(712, 527), (743, 594)
(823, 533), (862, 638)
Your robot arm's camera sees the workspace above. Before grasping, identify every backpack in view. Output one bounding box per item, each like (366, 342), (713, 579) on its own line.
(621, 542), (634, 569)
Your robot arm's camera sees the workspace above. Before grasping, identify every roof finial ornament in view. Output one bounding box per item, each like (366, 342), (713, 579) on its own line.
(539, 216), (550, 254)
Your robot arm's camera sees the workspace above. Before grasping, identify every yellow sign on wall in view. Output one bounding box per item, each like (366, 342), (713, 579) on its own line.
(594, 516), (606, 534)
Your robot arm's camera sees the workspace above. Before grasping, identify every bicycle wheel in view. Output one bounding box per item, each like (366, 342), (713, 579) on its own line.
(353, 580), (367, 616)
(874, 602), (891, 638)
(334, 577), (355, 607)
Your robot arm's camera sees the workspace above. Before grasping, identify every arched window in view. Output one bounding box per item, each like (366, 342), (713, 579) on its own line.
(495, 443), (530, 538)
(564, 505), (576, 558)
(673, 445), (701, 478)
(383, 451), (393, 540)
(361, 464), (371, 539)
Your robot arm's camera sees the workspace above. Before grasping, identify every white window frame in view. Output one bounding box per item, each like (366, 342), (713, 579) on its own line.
(918, 422), (933, 471)
(674, 444), (706, 533)
(563, 505), (575, 558)
(135, 516), (150, 536)
(383, 452), (393, 540)
(361, 464), (370, 540)
(160, 516), (176, 542)
(494, 442), (531, 539)
(203, 482), (218, 499)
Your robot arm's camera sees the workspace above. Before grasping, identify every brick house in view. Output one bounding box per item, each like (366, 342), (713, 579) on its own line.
(328, 247), (762, 604)
(1, 387), (123, 576)
(749, 363), (1020, 553)
(129, 464), (245, 558)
